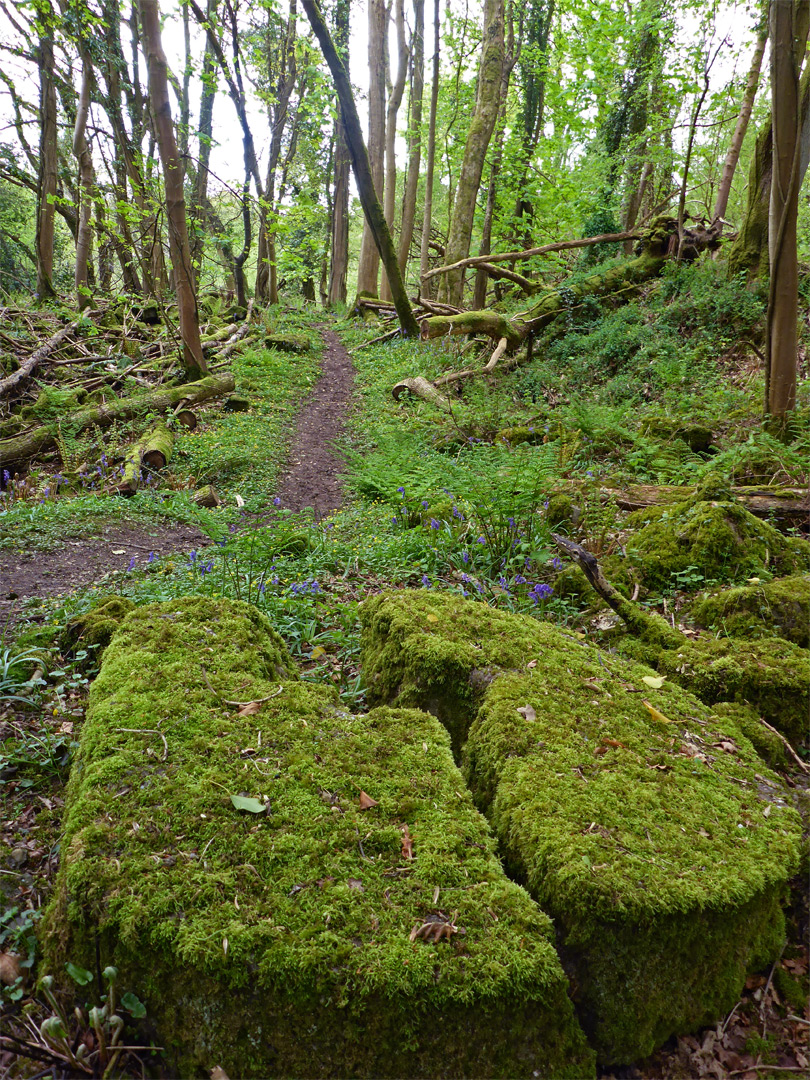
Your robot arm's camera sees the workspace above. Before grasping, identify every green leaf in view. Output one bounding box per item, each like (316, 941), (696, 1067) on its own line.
(641, 675), (666, 689)
(230, 794), (267, 814)
(65, 962), (93, 986)
(121, 991), (147, 1019)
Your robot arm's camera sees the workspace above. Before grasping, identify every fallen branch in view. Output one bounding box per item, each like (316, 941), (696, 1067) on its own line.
(756, 716), (810, 774)
(0, 373), (234, 473)
(601, 484), (809, 528)
(0, 319), (83, 396)
(422, 230), (640, 281)
(483, 337), (509, 373)
(391, 376), (453, 412)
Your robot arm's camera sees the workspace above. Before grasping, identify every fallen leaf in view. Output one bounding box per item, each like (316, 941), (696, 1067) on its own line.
(409, 919), (458, 943)
(527, 659), (537, 669)
(643, 699), (674, 724)
(426, 613), (439, 623)
(211, 1067), (231, 1080)
(237, 701), (262, 717)
(358, 790), (379, 810)
(223, 937), (228, 956)
(401, 824), (414, 860)
(230, 794), (267, 814)
(0, 952), (22, 986)
(311, 645), (327, 660)
(517, 705), (537, 722)
(234, 494), (245, 507)
(641, 675), (666, 689)
(347, 878), (365, 891)
(602, 738), (625, 749)
(713, 740), (738, 753)
(112, 548), (126, 555)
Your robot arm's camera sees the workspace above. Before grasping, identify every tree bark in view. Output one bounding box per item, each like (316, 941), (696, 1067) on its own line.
(328, 0), (351, 306)
(766, 0), (810, 422)
(190, 0), (218, 284)
(0, 374), (234, 473)
(139, 0), (208, 381)
(397, 0), (425, 285)
(72, 54), (95, 310)
(355, 0), (386, 297)
(439, 0), (505, 307)
(380, 0), (408, 302)
(36, 8), (59, 300)
(419, 0), (440, 297)
(302, 0), (419, 337)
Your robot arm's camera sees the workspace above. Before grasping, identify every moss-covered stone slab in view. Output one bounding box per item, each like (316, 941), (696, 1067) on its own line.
(464, 667), (801, 1065)
(623, 499), (810, 589)
(360, 590), (562, 758)
(687, 574), (810, 647)
(64, 596), (136, 654)
(616, 633), (809, 745)
(44, 596), (594, 1079)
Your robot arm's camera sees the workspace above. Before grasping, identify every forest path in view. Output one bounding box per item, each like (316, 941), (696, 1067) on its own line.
(0, 325), (354, 627)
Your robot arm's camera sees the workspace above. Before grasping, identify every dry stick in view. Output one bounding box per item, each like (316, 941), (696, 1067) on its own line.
(756, 716), (810, 773)
(114, 727), (168, 760)
(483, 336), (508, 372)
(0, 320), (81, 396)
(222, 687), (284, 708)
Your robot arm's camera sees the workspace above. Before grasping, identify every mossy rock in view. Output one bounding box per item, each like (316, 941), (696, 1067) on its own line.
(623, 499), (810, 590)
(641, 417), (713, 454)
(360, 590), (563, 760)
(687, 575), (810, 647)
(616, 633), (809, 745)
(43, 597), (594, 1079)
(707, 702), (789, 770)
(463, 668), (800, 1065)
(20, 387), (85, 422)
(496, 426), (544, 448)
(545, 494), (580, 530)
(63, 597), (137, 655)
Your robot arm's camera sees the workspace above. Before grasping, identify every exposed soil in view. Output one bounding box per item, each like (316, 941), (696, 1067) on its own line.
(0, 327), (354, 629)
(273, 326), (353, 518)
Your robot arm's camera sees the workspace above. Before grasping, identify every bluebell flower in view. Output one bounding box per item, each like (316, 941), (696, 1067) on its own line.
(461, 573), (470, 583)
(310, 581), (320, 594)
(430, 518), (441, 530)
(271, 575), (279, 585)
(462, 551), (470, 564)
(189, 550), (197, 562)
(452, 505), (463, 520)
(147, 551), (156, 563)
(476, 536), (486, 545)
(551, 556), (562, 570)
(508, 517), (516, 529)
(259, 582), (266, 593)
(128, 556), (136, 570)
(514, 574), (527, 585)
(421, 574), (430, 587)
(392, 516), (398, 526)
(421, 500), (429, 509)
(273, 496), (282, 506)
(397, 486), (405, 494)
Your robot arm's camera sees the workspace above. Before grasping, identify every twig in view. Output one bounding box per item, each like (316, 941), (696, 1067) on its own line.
(113, 727), (168, 761)
(756, 717), (810, 774)
(729, 1068), (808, 1075)
(222, 686), (284, 707)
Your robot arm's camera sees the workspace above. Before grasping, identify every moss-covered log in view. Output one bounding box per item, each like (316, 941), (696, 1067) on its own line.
(359, 590), (801, 1064)
(117, 420), (174, 495)
(391, 376), (453, 412)
(601, 483), (810, 529)
(687, 574), (810, 647)
(0, 372), (234, 473)
(44, 596), (594, 1079)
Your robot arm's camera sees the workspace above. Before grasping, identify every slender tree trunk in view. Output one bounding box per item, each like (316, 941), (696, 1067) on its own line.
(713, 19), (768, 225)
(36, 10), (59, 300)
(73, 54), (95, 310)
(328, 0), (351, 305)
(355, 0), (386, 297)
(139, 0), (208, 381)
(419, 0), (441, 297)
(766, 0), (810, 422)
(190, 0), (218, 284)
(439, 0), (505, 307)
(380, 0), (407, 302)
(302, 0), (418, 336)
(397, 0), (424, 284)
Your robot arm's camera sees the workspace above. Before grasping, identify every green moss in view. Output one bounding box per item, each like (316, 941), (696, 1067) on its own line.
(44, 596), (594, 1079)
(464, 668), (800, 1065)
(20, 386), (84, 422)
(545, 494), (577, 529)
(707, 703), (789, 770)
(360, 590), (568, 759)
(623, 499), (810, 590)
(688, 575), (810, 647)
(616, 634), (809, 744)
(63, 597), (137, 654)
(773, 966), (808, 1012)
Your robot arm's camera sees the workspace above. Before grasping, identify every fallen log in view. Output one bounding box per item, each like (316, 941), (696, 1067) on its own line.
(391, 376), (453, 412)
(0, 372), (234, 473)
(0, 319), (83, 397)
(600, 484), (809, 529)
(117, 420), (174, 496)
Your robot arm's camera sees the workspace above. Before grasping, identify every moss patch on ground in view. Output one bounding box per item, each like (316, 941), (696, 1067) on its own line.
(687, 575), (810, 647)
(44, 596), (594, 1079)
(615, 633), (809, 745)
(622, 499), (810, 590)
(464, 666), (800, 1065)
(360, 590), (569, 759)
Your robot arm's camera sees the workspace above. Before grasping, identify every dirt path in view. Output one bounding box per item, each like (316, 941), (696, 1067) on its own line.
(0, 326), (354, 625)
(273, 327), (353, 519)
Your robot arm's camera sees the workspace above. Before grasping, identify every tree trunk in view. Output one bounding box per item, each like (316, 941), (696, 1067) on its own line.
(397, 0), (425, 285)
(328, 0), (351, 306)
(766, 0), (810, 422)
(36, 11), (59, 300)
(72, 54), (95, 310)
(302, 0), (419, 337)
(380, 0), (407, 302)
(712, 18), (768, 226)
(419, 0), (440, 297)
(439, 0), (505, 307)
(190, 0), (218, 284)
(139, 0), (208, 381)
(355, 0), (386, 297)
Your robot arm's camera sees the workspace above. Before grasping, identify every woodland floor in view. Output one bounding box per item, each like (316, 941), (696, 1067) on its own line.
(0, 315), (808, 1080)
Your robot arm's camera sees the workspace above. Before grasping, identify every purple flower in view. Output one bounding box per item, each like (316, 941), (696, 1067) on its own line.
(147, 551), (156, 563)
(259, 582), (266, 593)
(461, 573), (470, 583)
(310, 581), (320, 594)
(392, 516), (398, 526)
(477, 536), (486, 545)
(430, 518), (441, 530)
(128, 557), (136, 570)
(189, 550), (197, 563)
(514, 574), (527, 585)
(271, 575), (279, 585)
(397, 486), (405, 494)
(452, 505), (464, 520)
(421, 574), (430, 587)
(530, 583), (554, 604)
(273, 496), (282, 506)
(462, 551), (470, 564)
(229, 524), (237, 533)
(508, 517), (516, 529)
(551, 557), (562, 570)
(421, 500), (429, 509)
